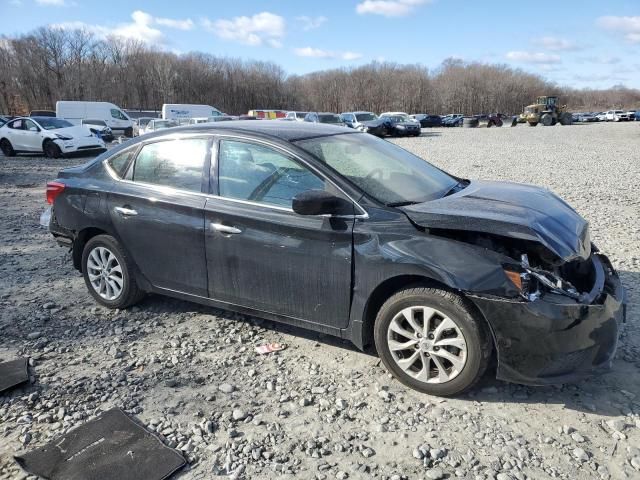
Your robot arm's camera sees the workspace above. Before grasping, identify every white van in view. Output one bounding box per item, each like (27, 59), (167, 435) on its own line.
(162, 104), (223, 121)
(56, 101), (134, 137)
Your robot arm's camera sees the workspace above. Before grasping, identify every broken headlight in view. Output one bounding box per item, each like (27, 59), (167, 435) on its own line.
(503, 268), (537, 301)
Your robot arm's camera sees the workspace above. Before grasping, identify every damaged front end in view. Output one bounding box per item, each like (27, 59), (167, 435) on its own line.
(425, 228), (626, 385)
(399, 181), (627, 385)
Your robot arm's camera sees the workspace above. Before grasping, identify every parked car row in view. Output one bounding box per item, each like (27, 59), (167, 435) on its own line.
(573, 110), (638, 122)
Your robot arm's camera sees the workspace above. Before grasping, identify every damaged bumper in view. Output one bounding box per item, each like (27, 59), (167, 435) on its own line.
(470, 253), (626, 386)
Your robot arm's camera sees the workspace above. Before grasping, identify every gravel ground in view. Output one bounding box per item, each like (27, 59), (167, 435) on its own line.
(1, 122), (639, 480)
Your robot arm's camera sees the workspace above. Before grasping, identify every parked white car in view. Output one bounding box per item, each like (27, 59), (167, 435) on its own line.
(139, 119), (178, 135)
(605, 110), (630, 121)
(0, 116), (105, 158)
(133, 117), (156, 136)
(188, 117), (210, 125)
(284, 111), (309, 122)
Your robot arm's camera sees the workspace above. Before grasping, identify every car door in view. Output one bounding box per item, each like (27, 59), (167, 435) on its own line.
(6, 119), (27, 150)
(106, 136), (211, 297)
(23, 119), (43, 151)
(204, 137), (354, 328)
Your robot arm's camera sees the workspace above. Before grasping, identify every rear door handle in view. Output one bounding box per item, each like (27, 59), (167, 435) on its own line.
(114, 206), (138, 216)
(211, 223), (241, 234)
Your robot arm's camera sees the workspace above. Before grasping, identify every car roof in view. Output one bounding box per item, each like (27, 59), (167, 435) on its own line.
(131, 120), (357, 143)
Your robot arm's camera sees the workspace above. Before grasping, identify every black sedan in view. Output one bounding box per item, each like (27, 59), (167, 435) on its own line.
(360, 114), (421, 137)
(44, 122), (626, 396)
(412, 114), (442, 128)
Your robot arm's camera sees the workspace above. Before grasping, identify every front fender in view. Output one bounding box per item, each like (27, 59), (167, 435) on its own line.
(350, 208), (520, 325)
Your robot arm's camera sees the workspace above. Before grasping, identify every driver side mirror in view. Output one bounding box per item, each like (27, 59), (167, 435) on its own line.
(292, 190), (354, 216)
(29, 126), (39, 132)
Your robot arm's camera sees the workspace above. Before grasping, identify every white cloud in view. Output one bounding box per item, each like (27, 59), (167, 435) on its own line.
(533, 36), (583, 51)
(36, 0), (67, 7)
(356, 0), (430, 17)
(51, 10), (194, 44)
(202, 12), (285, 48)
(294, 47), (362, 60)
(296, 15), (327, 31)
(505, 51), (562, 65)
(597, 16), (640, 43)
(155, 17), (194, 31)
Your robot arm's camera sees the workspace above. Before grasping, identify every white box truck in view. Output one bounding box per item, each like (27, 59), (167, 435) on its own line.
(56, 101), (135, 137)
(162, 104), (223, 121)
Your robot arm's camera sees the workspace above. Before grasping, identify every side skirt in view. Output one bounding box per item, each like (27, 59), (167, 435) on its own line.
(151, 286), (353, 341)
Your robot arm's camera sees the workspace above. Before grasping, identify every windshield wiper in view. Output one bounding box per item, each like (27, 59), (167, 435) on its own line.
(442, 181), (468, 197)
(387, 200), (422, 207)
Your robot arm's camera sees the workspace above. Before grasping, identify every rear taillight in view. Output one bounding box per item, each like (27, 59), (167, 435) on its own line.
(46, 181), (65, 205)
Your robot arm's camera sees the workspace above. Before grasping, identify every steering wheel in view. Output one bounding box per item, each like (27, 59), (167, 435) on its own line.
(365, 168), (383, 181)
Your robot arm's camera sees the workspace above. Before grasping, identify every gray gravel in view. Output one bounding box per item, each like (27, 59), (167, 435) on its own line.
(1, 122), (639, 479)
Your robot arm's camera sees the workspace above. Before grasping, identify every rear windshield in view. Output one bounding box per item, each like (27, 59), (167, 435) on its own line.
(318, 114), (341, 123)
(355, 113), (377, 121)
(154, 121), (177, 128)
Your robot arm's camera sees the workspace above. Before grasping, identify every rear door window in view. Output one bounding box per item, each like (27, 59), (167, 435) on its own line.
(132, 138), (209, 192)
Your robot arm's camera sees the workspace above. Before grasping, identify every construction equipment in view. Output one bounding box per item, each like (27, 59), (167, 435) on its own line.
(511, 96), (573, 127)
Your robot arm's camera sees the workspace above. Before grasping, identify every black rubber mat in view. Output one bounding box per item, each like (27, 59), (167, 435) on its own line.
(0, 358), (29, 393)
(15, 408), (186, 480)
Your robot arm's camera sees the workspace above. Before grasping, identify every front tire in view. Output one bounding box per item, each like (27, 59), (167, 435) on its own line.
(374, 287), (492, 396)
(43, 140), (62, 159)
(0, 138), (15, 157)
(82, 234), (144, 309)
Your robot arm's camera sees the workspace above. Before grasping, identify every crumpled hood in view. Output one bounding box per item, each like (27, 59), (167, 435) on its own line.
(52, 126), (96, 138)
(400, 180), (591, 262)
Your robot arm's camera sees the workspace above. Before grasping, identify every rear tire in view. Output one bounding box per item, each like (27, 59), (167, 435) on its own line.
(43, 140), (62, 159)
(0, 139), (15, 157)
(374, 287), (492, 396)
(82, 234), (144, 309)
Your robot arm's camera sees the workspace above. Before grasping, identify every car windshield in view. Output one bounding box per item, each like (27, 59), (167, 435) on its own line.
(138, 118), (152, 127)
(294, 133), (458, 205)
(355, 113), (377, 121)
(296, 112), (308, 118)
(318, 114), (341, 123)
(35, 118), (73, 130)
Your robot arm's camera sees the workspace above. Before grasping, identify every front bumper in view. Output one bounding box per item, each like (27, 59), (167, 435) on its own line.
(55, 137), (105, 154)
(470, 254), (626, 386)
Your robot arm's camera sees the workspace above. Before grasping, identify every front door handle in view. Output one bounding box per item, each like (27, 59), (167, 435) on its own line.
(211, 223), (241, 234)
(114, 206), (138, 216)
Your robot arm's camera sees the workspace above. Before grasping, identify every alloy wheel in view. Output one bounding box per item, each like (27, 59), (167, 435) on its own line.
(387, 306), (467, 384)
(86, 246), (124, 300)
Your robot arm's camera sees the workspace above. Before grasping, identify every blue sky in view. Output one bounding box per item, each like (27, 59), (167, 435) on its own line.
(1, 0), (639, 89)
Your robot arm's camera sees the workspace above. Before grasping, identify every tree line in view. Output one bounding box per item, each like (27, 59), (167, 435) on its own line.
(1, 27), (639, 116)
